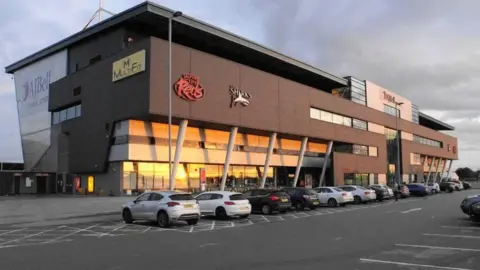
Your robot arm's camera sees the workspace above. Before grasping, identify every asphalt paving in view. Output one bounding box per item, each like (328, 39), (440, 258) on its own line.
(0, 190), (479, 270)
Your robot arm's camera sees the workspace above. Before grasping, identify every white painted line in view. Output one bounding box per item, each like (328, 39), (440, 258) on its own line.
(142, 227), (152, 233)
(396, 243), (480, 252)
(0, 227), (63, 246)
(260, 216), (270, 223)
(199, 243), (217, 248)
(424, 233), (480, 240)
(0, 228), (26, 236)
(401, 208), (422, 214)
(442, 226), (480, 230)
(210, 221), (215, 230)
(45, 223), (107, 243)
(99, 224), (127, 237)
(360, 258), (473, 270)
(0, 239), (73, 249)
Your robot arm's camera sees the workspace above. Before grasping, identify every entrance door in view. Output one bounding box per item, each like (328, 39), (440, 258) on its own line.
(36, 176), (47, 194)
(65, 176), (73, 193)
(14, 176), (20, 195)
(49, 176), (56, 193)
(57, 174), (64, 193)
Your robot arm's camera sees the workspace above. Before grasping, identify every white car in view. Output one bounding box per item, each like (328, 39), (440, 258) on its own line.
(314, 187), (354, 207)
(195, 191), (251, 218)
(426, 182), (440, 194)
(121, 191), (200, 228)
(338, 185), (376, 204)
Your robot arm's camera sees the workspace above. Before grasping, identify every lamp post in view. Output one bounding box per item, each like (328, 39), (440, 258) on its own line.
(168, 11), (183, 191)
(394, 102), (404, 187)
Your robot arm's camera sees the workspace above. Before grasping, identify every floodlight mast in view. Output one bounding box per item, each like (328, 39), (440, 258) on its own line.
(83, 0), (116, 30)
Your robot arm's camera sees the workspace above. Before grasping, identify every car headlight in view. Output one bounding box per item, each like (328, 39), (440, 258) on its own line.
(473, 203), (480, 209)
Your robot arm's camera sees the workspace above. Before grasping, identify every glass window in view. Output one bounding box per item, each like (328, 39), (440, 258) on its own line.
(75, 104), (82, 117)
(352, 98), (366, 105)
(59, 109), (67, 122)
(351, 91), (366, 101)
(310, 108), (320, 120)
(343, 117), (352, 127)
(320, 111), (332, 122)
(52, 112), (60, 124)
(351, 81), (366, 91)
(352, 119), (367, 130)
(230, 194), (247, 200)
(66, 107), (76, 120)
(332, 114), (344, 125)
(353, 145), (368, 155)
(149, 193), (163, 201)
(170, 194), (194, 201)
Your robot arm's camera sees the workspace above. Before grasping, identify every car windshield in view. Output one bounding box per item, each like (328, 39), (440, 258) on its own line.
(305, 189), (317, 195)
(169, 194), (194, 201)
(230, 194), (247, 200)
(333, 187), (344, 192)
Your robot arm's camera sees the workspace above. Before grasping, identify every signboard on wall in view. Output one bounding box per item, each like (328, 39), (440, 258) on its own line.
(112, 50), (146, 82)
(87, 176), (95, 193)
(13, 49), (68, 170)
(199, 168), (206, 191)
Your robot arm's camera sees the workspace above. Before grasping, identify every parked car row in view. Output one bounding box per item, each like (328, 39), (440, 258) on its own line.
(460, 193), (480, 222)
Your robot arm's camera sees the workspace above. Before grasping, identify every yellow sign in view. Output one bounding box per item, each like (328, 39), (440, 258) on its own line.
(112, 50), (146, 82)
(87, 176), (95, 193)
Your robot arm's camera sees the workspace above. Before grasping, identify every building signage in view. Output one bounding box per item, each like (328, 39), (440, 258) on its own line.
(112, 50), (146, 82)
(229, 85), (252, 107)
(453, 145), (457, 154)
(382, 90), (396, 103)
(174, 73), (205, 101)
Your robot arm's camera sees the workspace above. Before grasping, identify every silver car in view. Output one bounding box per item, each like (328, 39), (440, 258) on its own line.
(121, 191), (201, 228)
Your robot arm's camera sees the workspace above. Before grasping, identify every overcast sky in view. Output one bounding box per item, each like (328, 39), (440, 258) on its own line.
(0, 0), (478, 171)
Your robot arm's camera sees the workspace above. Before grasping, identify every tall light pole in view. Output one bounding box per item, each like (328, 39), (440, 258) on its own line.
(395, 102), (404, 187)
(168, 11), (183, 191)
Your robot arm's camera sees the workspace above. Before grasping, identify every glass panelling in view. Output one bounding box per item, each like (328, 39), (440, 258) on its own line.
(353, 145), (368, 156)
(66, 107), (76, 120)
(59, 110), (67, 122)
(332, 114), (344, 125)
(343, 117), (352, 127)
(351, 91), (366, 101)
(52, 112), (60, 124)
(53, 104), (81, 125)
(310, 108), (320, 120)
(352, 119), (367, 130)
(75, 104), (82, 117)
(320, 111), (332, 122)
(351, 85), (366, 95)
(352, 97), (366, 105)
(344, 173), (370, 186)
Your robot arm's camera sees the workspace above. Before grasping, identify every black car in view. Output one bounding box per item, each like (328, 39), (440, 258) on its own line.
(368, 185), (389, 201)
(281, 187), (320, 211)
(439, 182), (454, 193)
(243, 189), (292, 215)
(463, 181), (472, 190)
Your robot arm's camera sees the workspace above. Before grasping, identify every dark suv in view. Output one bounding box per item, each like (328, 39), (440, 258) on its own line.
(243, 189), (292, 215)
(280, 187), (320, 211)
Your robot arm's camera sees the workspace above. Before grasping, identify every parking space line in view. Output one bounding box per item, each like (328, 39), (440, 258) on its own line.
(45, 223), (109, 243)
(0, 227), (62, 246)
(210, 221), (216, 230)
(359, 258), (473, 270)
(99, 224), (128, 237)
(442, 226), (480, 230)
(260, 216), (270, 223)
(0, 239), (73, 249)
(0, 228), (26, 236)
(395, 243), (480, 252)
(424, 233), (480, 240)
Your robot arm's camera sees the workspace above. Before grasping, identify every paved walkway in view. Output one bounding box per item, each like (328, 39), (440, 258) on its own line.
(0, 196), (133, 225)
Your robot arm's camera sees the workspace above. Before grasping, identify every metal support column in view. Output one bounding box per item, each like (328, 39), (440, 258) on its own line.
(445, 160), (454, 180)
(169, 119), (188, 191)
(426, 157), (436, 183)
(293, 137), (308, 187)
(439, 159), (448, 182)
(319, 141), (333, 187)
(220, 127), (238, 191)
(433, 158), (443, 183)
(260, 132), (277, 188)
(420, 155), (428, 182)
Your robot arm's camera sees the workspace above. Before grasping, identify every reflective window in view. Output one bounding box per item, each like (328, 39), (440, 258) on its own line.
(59, 110), (67, 122)
(384, 104), (400, 117)
(320, 111), (332, 122)
(75, 104), (82, 117)
(52, 104), (82, 125)
(52, 112), (60, 124)
(66, 107), (76, 120)
(353, 145), (368, 156)
(332, 114), (344, 125)
(352, 119), (367, 130)
(413, 135), (441, 148)
(310, 108), (320, 120)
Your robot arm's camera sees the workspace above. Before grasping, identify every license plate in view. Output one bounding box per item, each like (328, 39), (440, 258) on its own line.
(240, 206), (249, 210)
(281, 198), (288, 202)
(184, 204), (194, 208)
(313, 201), (319, 205)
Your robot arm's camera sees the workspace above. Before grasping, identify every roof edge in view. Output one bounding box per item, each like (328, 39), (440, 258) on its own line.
(419, 111), (455, 131)
(5, 2), (150, 73)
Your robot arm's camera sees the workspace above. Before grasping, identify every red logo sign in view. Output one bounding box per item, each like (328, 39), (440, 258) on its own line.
(382, 91), (396, 103)
(174, 73), (204, 101)
(453, 146), (457, 154)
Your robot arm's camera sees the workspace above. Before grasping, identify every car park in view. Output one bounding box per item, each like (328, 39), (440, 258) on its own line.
(243, 189), (291, 214)
(314, 186), (354, 207)
(121, 191), (201, 228)
(367, 185), (390, 201)
(281, 187), (320, 210)
(405, 183), (428, 196)
(460, 194), (480, 215)
(195, 191), (251, 219)
(338, 185), (376, 204)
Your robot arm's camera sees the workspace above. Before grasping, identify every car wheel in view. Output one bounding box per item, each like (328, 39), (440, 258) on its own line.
(327, 198), (338, 207)
(215, 207), (228, 219)
(187, 219), (199, 225)
(157, 211), (170, 228)
(122, 209), (134, 224)
(261, 204), (272, 215)
(295, 203), (305, 211)
(456, 187), (460, 191)
(239, 214), (249, 219)
(354, 196), (362, 204)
